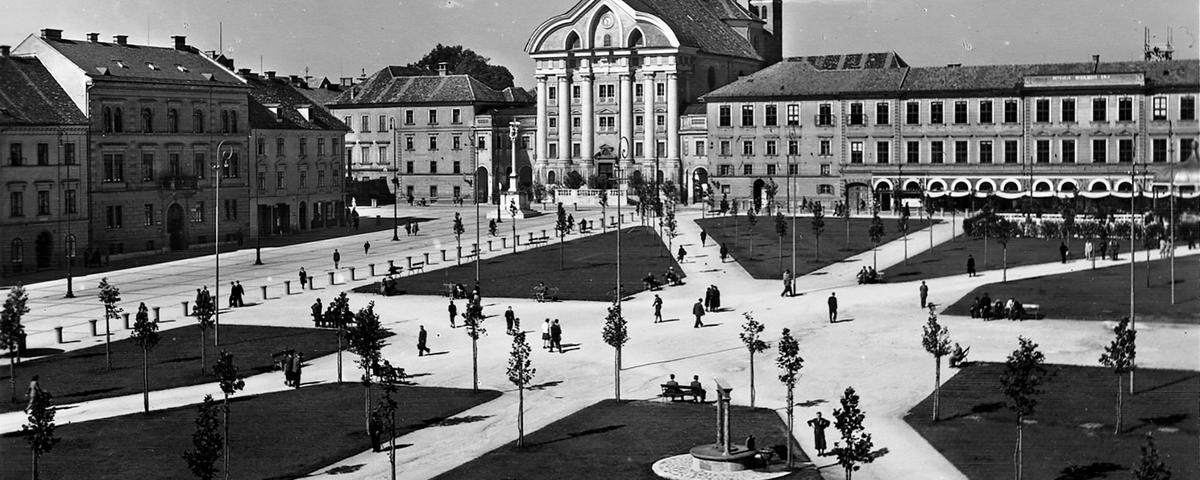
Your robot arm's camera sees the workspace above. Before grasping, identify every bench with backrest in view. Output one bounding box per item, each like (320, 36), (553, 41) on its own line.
(660, 383), (703, 402)
(462, 248), (480, 260)
(409, 261), (425, 273)
(529, 236), (550, 245)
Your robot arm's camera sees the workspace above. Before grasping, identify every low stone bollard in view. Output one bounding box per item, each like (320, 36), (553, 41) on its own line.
(541, 229), (546, 238)
(407, 256), (413, 269)
(285, 280), (292, 295)
(328, 271), (336, 285)
(388, 260), (395, 273)
(311, 277), (317, 290)
(153, 307), (161, 322)
(182, 301), (190, 317)
(528, 232), (534, 242)
(502, 238), (508, 249)
(55, 326), (64, 344)
(260, 285), (268, 300)
(441, 249), (448, 262)
(423, 252), (430, 264)
(488, 240), (493, 251)
(376, 215), (381, 225)
(370, 263), (376, 276)
(123, 312), (131, 329)
(90, 319), (99, 336)
(349, 267), (356, 281)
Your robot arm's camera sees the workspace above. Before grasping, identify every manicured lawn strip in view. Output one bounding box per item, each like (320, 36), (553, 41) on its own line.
(696, 215), (938, 279)
(942, 257), (1199, 324)
(435, 399), (821, 480)
(882, 236), (1073, 282)
(0, 325), (339, 413)
(0, 385), (501, 480)
(355, 226), (683, 302)
(904, 363), (1199, 480)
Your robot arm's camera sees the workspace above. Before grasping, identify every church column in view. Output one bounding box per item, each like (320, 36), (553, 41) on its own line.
(642, 72), (656, 167)
(619, 73), (633, 166)
(557, 74), (571, 167)
(535, 75), (548, 169)
(666, 72), (680, 177)
(580, 72), (594, 173)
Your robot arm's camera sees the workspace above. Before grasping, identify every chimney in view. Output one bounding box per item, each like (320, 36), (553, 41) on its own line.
(113, 35), (128, 45)
(437, 62), (448, 76)
(1092, 54), (1101, 73)
(40, 29), (63, 40)
(0, 46), (9, 57)
(265, 71), (276, 79)
(86, 33), (99, 43)
(237, 68), (251, 75)
(172, 35), (187, 50)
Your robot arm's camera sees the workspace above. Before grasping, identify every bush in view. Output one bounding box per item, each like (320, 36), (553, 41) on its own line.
(563, 171), (585, 189)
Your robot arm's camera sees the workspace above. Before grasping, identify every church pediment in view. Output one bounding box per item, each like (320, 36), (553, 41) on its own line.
(525, 0), (678, 54)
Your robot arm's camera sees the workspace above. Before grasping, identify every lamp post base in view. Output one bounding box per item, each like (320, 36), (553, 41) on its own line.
(489, 192), (541, 219)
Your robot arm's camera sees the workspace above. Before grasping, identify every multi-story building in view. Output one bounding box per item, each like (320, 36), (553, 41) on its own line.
(327, 65), (533, 204)
(15, 30), (252, 258)
(0, 47), (89, 278)
(700, 52), (1200, 211)
(242, 70), (349, 237)
(525, 0), (782, 189)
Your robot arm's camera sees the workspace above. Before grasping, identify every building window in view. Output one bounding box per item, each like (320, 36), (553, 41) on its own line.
(193, 153), (205, 179)
(931, 141), (944, 164)
(979, 141), (993, 164)
(1004, 140), (1018, 164)
(548, 86), (556, 100)
(378, 146), (388, 164)
(979, 100), (993, 124)
(299, 170), (308, 187)
(405, 161), (414, 174)
(930, 102), (943, 124)
(572, 116), (582, 129)
(452, 135), (462, 150)
(817, 104), (832, 126)
(787, 163), (798, 175)
(719, 141), (731, 156)
(1182, 139), (1196, 162)
(224, 199), (237, 220)
(849, 103), (864, 125)
(405, 110), (414, 125)
(256, 138), (265, 156)
(875, 141), (889, 164)
(1118, 97), (1133, 122)
(64, 189), (77, 214)
(1118, 138), (1134, 163)
(317, 139), (326, 155)
(819, 139), (831, 156)
(405, 136), (414, 151)
(143, 203), (154, 226)
(1061, 140), (1075, 163)
(850, 141), (863, 164)
(1153, 138), (1168, 162)
(275, 171), (285, 190)
(786, 104), (799, 125)
(548, 143), (558, 159)
(656, 82), (665, 98)
(278, 138), (286, 156)
(766, 164), (777, 175)
(430, 161), (438, 173)
(428, 135), (438, 151)
(906, 141), (919, 164)
(954, 141), (968, 164)
(141, 153), (155, 181)
(742, 140), (754, 156)
(9, 192), (23, 217)
(37, 144), (48, 165)
(656, 115), (666, 127)
(1062, 99), (1076, 122)
(743, 164), (753, 175)
(193, 109), (204, 133)
(1182, 96), (1196, 120)
(765, 140), (777, 156)
(635, 84), (644, 100)
(257, 172), (266, 191)
(64, 143), (76, 165)
(787, 140), (798, 156)
(741, 105), (754, 126)
(430, 185), (438, 198)
(818, 184), (833, 195)
(360, 115), (370, 132)
(428, 110), (438, 125)
(1092, 97), (1107, 122)
(635, 115), (644, 127)
(598, 85), (615, 102)
(299, 138), (308, 156)
(378, 115), (387, 132)
(1092, 139), (1107, 163)
(451, 161), (461, 174)
(574, 142), (582, 158)
(718, 164), (733, 176)
(8, 144), (21, 166)
(110, 205), (125, 228)
(1036, 140), (1050, 163)
(1035, 99), (1050, 123)
(954, 101), (968, 124)
(1004, 100), (1018, 123)
(694, 140), (706, 156)
(103, 153), (124, 182)
(765, 104), (778, 126)
(906, 102), (919, 124)
(876, 102), (890, 125)
(598, 116), (616, 131)
(141, 108), (154, 133)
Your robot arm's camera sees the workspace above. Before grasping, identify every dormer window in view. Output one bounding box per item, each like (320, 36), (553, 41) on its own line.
(114, 60), (127, 68)
(175, 64), (188, 72)
(146, 62), (159, 71)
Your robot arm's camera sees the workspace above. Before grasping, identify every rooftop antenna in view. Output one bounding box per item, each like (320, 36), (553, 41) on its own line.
(219, 22), (223, 55)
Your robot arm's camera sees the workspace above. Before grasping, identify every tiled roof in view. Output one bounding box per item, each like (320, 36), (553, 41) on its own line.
(328, 67), (533, 106)
(243, 74), (348, 131)
(704, 55), (1200, 99)
(42, 37), (244, 86)
(0, 56), (87, 126)
(625, 0), (761, 61)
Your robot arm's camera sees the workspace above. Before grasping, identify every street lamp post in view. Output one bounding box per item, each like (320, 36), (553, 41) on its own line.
(212, 140), (234, 346)
(61, 131), (76, 298)
(391, 119), (400, 241)
(616, 136), (631, 308)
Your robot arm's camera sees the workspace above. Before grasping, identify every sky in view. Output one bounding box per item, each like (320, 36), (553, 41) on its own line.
(2, 0), (1196, 89)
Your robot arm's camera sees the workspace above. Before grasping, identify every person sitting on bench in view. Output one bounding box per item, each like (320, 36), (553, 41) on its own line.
(643, 272), (660, 291)
(690, 375), (706, 403)
(666, 374), (679, 387)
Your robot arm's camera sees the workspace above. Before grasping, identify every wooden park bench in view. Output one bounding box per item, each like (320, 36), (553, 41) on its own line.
(529, 236), (550, 245)
(409, 261), (425, 273)
(462, 248), (480, 260)
(1023, 303), (1041, 319)
(660, 384), (704, 402)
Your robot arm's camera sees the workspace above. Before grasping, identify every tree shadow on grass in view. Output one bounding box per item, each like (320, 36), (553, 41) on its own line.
(1135, 372), (1199, 395)
(558, 343), (581, 353)
(420, 415), (491, 428)
(1056, 462), (1124, 480)
(161, 355), (202, 364)
(61, 386), (123, 399)
(528, 380), (563, 391)
(942, 401), (1005, 421)
(321, 464), (364, 475)
(526, 424), (626, 448)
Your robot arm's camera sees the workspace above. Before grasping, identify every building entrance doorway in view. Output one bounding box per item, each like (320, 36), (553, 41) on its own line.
(167, 203), (186, 250)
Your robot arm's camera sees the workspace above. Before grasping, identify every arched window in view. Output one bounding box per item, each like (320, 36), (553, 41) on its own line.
(221, 111), (230, 133)
(141, 108), (154, 133)
(628, 30), (644, 48)
(10, 238), (23, 264)
(602, 34), (612, 47)
(193, 109), (204, 133)
(565, 31), (580, 50)
(102, 107), (113, 133)
(167, 108), (179, 133)
(113, 107), (123, 133)
(547, 171), (557, 184)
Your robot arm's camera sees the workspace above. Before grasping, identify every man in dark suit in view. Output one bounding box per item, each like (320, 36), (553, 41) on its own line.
(690, 375), (707, 402)
(828, 292), (838, 323)
(693, 298), (706, 328)
(417, 326), (431, 356)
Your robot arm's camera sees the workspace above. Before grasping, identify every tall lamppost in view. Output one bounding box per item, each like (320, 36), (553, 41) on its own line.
(616, 136), (631, 308)
(391, 118), (400, 241)
(212, 140), (234, 346)
(60, 131), (76, 298)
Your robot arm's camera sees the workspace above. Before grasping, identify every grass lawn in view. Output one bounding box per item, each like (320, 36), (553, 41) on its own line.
(0, 325), (338, 413)
(696, 215), (938, 279)
(904, 363), (1198, 480)
(0, 384), (501, 480)
(354, 226), (682, 302)
(435, 399), (821, 480)
(943, 256), (1199, 324)
(883, 236), (1074, 282)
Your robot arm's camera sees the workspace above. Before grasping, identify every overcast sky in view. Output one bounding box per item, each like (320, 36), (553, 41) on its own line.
(3, 0), (1195, 88)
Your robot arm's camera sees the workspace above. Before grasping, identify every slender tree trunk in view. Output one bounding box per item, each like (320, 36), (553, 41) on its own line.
(471, 336), (479, 392)
(904, 232), (908, 265)
(845, 218), (850, 250)
(200, 329), (207, 375)
(614, 346), (621, 400)
(786, 388), (794, 468)
(517, 385), (525, 447)
(364, 383), (371, 433)
(1014, 416), (1023, 480)
(1003, 246), (1008, 282)
(32, 450), (38, 480)
(816, 235), (820, 261)
(1114, 374), (1123, 435)
(9, 357), (14, 403)
(389, 410), (397, 480)
(104, 313), (112, 370)
(142, 348), (150, 413)
(932, 356), (941, 421)
(223, 394), (230, 480)
(336, 328), (343, 384)
(749, 353), (756, 407)
(873, 242), (878, 270)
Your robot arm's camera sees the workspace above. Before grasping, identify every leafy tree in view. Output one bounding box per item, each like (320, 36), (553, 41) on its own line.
(775, 328), (804, 467)
(898, 207), (911, 265)
(556, 203), (569, 269)
(1099, 316), (1136, 435)
(23, 388), (59, 480)
(97, 278), (122, 370)
(193, 288), (216, 374)
(508, 200), (519, 253)
(921, 307), (953, 421)
(563, 170), (585, 189)
(406, 44), (514, 91)
(739, 313), (769, 407)
(829, 387), (877, 480)
(462, 302), (486, 392)
(729, 200), (741, 249)
(1132, 433), (1173, 480)
(746, 208), (758, 258)
(774, 212), (788, 269)
(212, 351), (245, 480)
(1001, 336), (1049, 480)
(811, 203), (826, 261)
(130, 302), (160, 413)
(601, 305), (628, 401)
(868, 214), (885, 270)
(182, 394), (223, 480)
(452, 213), (465, 265)
(506, 332), (535, 447)
(346, 302), (391, 431)
(1, 284), (29, 403)
(1059, 197), (1077, 249)
(373, 360), (406, 480)
(323, 292), (355, 383)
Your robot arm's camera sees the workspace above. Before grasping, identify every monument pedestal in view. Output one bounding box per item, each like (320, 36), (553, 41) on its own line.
(488, 192), (541, 219)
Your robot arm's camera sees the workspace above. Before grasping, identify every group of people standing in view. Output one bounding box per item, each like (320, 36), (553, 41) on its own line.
(541, 318), (564, 352)
(278, 349), (304, 388)
(227, 281), (247, 308)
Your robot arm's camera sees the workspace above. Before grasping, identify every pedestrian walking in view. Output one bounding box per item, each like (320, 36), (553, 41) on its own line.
(692, 298), (706, 328)
(505, 306), (516, 334)
(413, 222), (420, 235)
(405, 222), (413, 236)
(291, 352), (304, 388)
(827, 292), (838, 323)
(235, 281), (245, 307)
(550, 319), (563, 353)
(1110, 239), (1120, 260)
(919, 281), (929, 308)
(719, 244), (729, 262)
(333, 249), (341, 269)
(781, 269), (793, 297)
(704, 286), (713, 311)
(652, 294), (663, 323)
(807, 412), (831, 456)
(417, 325), (431, 356)
(541, 319), (551, 349)
(1084, 240), (1094, 261)
(368, 411), (384, 452)
(364, 241), (371, 255)
(488, 219), (498, 236)
(700, 230), (707, 246)
(710, 285), (722, 311)
(25, 375), (44, 412)
(677, 245), (687, 263)
(567, 214), (575, 233)
(282, 350), (295, 386)
(229, 281), (237, 308)
(966, 254), (977, 277)
(311, 298), (323, 326)
(1059, 241), (1068, 264)
(448, 300), (458, 328)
